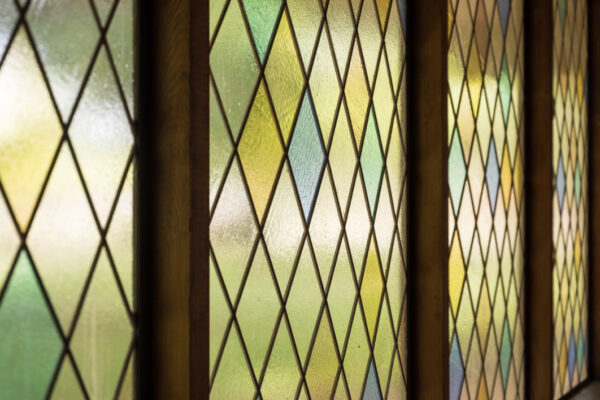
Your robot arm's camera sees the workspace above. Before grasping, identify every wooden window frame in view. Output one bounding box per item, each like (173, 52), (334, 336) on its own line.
(135, 0), (600, 399)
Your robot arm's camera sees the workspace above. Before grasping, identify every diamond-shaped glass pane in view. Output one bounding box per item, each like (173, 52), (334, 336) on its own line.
(210, 1), (408, 398)
(448, 1), (525, 399)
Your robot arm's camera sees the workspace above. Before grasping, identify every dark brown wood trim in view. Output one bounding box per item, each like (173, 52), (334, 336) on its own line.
(190, 0), (209, 399)
(588, 0), (600, 383)
(137, 0), (191, 398)
(525, 0), (554, 398)
(135, 0), (153, 397)
(407, 0), (448, 398)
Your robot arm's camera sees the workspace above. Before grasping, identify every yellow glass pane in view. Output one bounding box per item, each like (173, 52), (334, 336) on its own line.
(238, 82), (283, 221)
(0, 29), (62, 229)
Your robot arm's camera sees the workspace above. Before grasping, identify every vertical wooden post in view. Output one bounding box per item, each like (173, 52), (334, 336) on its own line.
(407, 0), (449, 398)
(525, 1), (554, 398)
(137, 0), (191, 399)
(190, 0), (209, 399)
(588, 0), (600, 383)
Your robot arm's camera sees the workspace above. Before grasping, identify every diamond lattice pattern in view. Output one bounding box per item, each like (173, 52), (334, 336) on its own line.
(448, 1), (525, 399)
(0, 0), (136, 399)
(552, 0), (589, 398)
(209, 0), (408, 399)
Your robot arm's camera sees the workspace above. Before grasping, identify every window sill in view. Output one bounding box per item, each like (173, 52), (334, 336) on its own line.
(567, 382), (600, 400)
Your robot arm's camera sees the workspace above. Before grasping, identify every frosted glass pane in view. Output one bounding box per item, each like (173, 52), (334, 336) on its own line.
(209, 1), (408, 398)
(552, 0), (589, 397)
(0, 3), (137, 399)
(448, 1), (525, 399)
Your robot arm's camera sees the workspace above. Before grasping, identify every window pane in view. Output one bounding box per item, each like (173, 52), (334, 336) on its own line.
(553, 0), (588, 397)
(0, 1), (136, 399)
(448, 1), (525, 399)
(209, 1), (408, 398)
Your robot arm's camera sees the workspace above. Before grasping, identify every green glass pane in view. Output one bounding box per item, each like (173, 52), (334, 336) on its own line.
(242, 0), (283, 64)
(211, 0), (260, 138)
(360, 107), (384, 216)
(0, 252), (62, 400)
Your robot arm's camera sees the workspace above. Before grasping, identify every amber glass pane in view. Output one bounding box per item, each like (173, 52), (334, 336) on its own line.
(448, 1), (525, 399)
(209, 0), (408, 398)
(552, 0), (588, 397)
(0, 1), (136, 399)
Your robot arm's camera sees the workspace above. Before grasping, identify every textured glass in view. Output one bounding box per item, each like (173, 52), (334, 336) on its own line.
(210, 0), (408, 399)
(448, 1), (525, 399)
(0, 2), (136, 399)
(552, 0), (588, 397)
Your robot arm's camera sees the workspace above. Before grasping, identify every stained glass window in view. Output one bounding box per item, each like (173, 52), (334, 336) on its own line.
(448, 1), (525, 399)
(209, 0), (407, 398)
(0, 0), (136, 399)
(552, 0), (588, 397)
